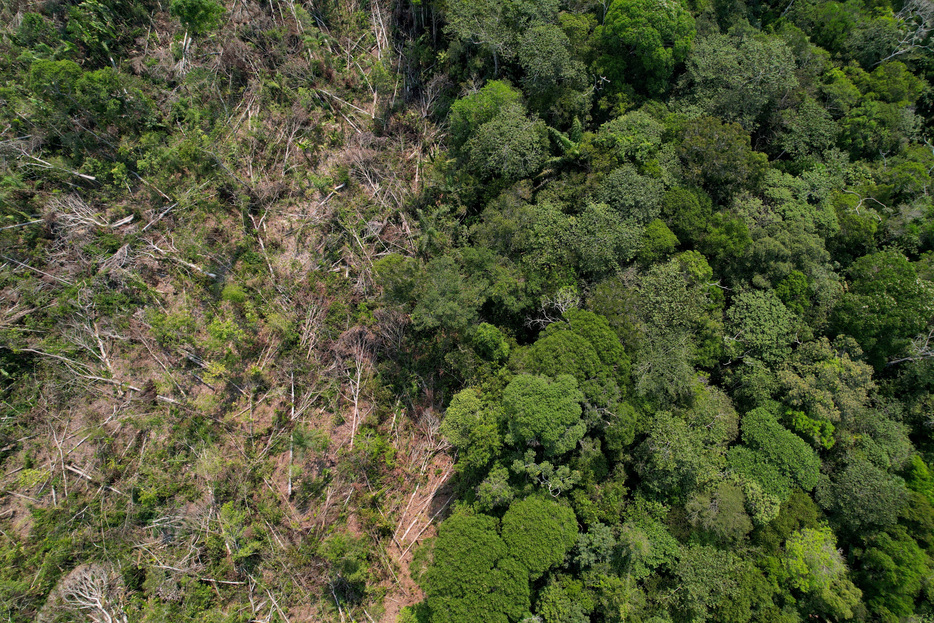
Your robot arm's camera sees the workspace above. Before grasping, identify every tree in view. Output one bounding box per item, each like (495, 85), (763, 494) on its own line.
(738, 408), (821, 493)
(425, 512), (530, 623)
(524, 309), (629, 409)
(637, 219), (679, 265)
(536, 575), (594, 623)
(503, 374), (585, 457)
(170, 0), (224, 35)
(776, 337), (874, 429)
(441, 388), (502, 472)
(444, 0), (559, 75)
(501, 496), (579, 579)
(594, 110), (666, 169)
(857, 527), (932, 621)
(685, 480), (753, 543)
(411, 256), (482, 333)
(518, 24), (587, 96)
(821, 459), (908, 533)
(680, 33), (798, 131)
(594, 165), (664, 224)
(782, 526), (863, 620)
(725, 290), (797, 366)
(832, 250), (934, 370)
(674, 544), (743, 623)
(636, 411), (724, 500)
(678, 116), (767, 203)
(571, 203), (643, 277)
(448, 81), (523, 150)
(660, 187), (714, 247)
(616, 513), (680, 580)
(598, 0), (696, 94)
(40, 564), (128, 623)
(465, 104), (549, 181)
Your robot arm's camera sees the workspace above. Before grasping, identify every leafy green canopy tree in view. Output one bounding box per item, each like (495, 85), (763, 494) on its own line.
(503, 374), (586, 457)
(857, 526), (932, 621)
(674, 544), (744, 623)
(776, 337), (874, 433)
(832, 250), (934, 370)
(728, 408), (820, 500)
(440, 389), (502, 473)
(448, 81), (523, 150)
(820, 459), (908, 533)
(517, 24), (587, 96)
(597, 0), (696, 95)
(444, 0), (559, 75)
(170, 0), (224, 35)
(571, 203), (644, 277)
(680, 33), (798, 132)
(725, 290), (797, 366)
(425, 512), (531, 623)
(523, 309), (631, 410)
(781, 526), (863, 621)
(501, 496), (578, 580)
(678, 116), (767, 203)
(465, 103), (550, 182)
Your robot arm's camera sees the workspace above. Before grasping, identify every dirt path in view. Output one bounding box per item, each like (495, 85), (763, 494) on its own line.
(379, 451), (454, 622)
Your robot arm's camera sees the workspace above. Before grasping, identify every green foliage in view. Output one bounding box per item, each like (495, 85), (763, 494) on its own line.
(858, 526), (931, 621)
(678, 116), (767, 202)
(820, 459), (908, 533)
(787, 410), (835, 449)
(594, 165), (664, 224)
(448, 81), (523, 150)
(472, 323), (510, 362)
(782, 526), (862, 618)
(503, 374), (585, 457)
(465, 104), (549, 181)
(319, 532), (373, 602)
(571, 203), (643, 276)
(681, 33), (798, 131)
(9, 1), (934, 620)
(674, 544), (744, 623)
(424, 511), (530, 623)
(536, 575), (594, 623)
(776, 337), (874, 429)
(725, 290), (796, 366)
(832, 250), (934, 370)
(411, 256), (481, 333)
(441, 388), (503, 472)
(170, 0), (224, 35)
(518, 24), (587, 95)
(737, 408), (821, 494)
(637, 219), (679, 265)
(616, 512), (680, 580)
(906, 455), (934, 506)
(444, 0), (559, 73)
(501, 496), (578, 579)
(523, 309), (629, 410)
(686, 480), (753, 543)
(598, 0), (696, 95)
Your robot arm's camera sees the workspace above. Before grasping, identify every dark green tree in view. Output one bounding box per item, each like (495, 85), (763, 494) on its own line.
(678, 116), (767, 203)
(597, 0), (696, 94)
(832, 250), (934, 370)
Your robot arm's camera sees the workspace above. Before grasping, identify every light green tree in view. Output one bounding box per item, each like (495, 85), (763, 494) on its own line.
(782, 526), (863, 620)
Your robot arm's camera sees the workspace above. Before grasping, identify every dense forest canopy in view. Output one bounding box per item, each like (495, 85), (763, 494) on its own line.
(1, 0), (934, 621)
